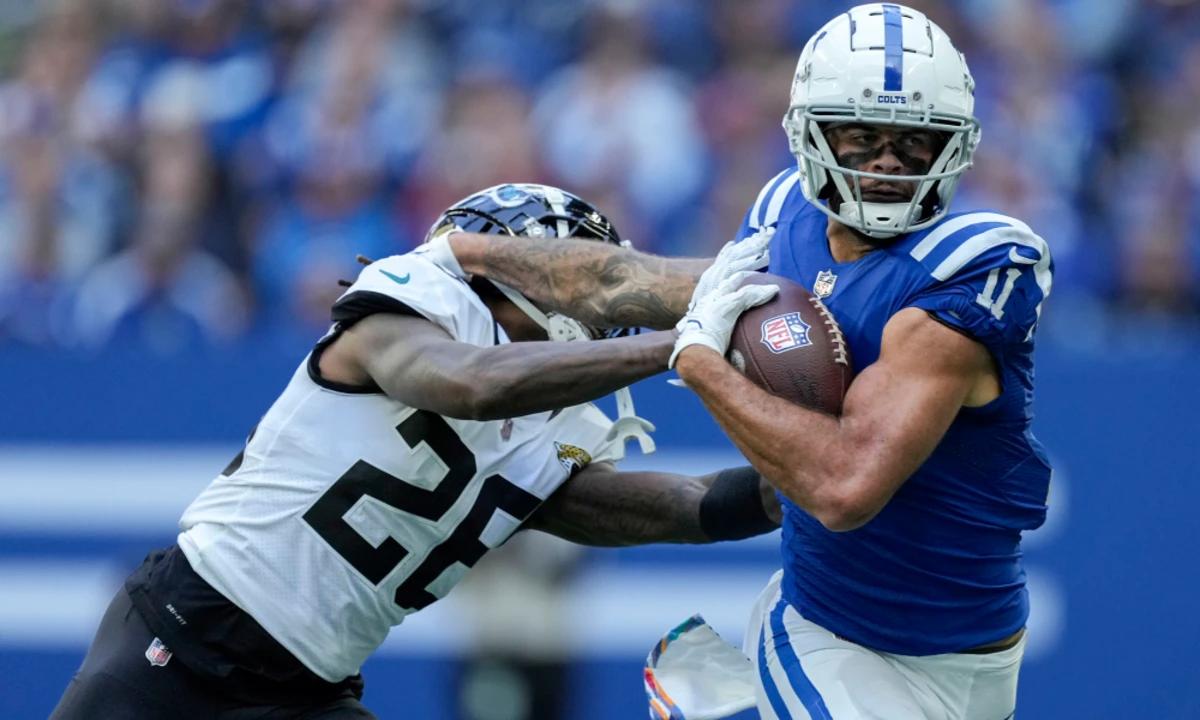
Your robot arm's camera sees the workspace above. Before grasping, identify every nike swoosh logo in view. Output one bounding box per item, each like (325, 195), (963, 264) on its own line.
(1008, 247), (1039, 265)
(380, 269), (411, 284)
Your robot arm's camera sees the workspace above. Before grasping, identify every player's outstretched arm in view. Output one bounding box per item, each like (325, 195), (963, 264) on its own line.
(524, 463), (781, 546)
(446, 233), (711, 330)
(319, 313), (675, 420)
(674, 307), (997, 532)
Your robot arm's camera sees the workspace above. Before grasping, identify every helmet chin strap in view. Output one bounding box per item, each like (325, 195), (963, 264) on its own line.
(490, 280), (656, 455)
(837, 200), (923, 239)
(608, 385), (656, 455)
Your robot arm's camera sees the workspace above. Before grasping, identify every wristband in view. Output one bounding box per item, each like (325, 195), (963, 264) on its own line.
(415, 229), (470, 280)
(699, 466), (778, 541)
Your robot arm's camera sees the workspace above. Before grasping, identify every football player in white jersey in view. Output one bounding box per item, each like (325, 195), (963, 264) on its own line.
(51, 183), (783, 720)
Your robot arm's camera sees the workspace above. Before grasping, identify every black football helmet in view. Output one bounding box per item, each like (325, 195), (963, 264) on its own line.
(429, 182), (622, 247)
(426, 183), (655, 454)
(427, 183), (631, 340)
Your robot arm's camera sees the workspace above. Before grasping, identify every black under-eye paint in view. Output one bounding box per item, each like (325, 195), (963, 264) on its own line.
(836, 143), (931, 174)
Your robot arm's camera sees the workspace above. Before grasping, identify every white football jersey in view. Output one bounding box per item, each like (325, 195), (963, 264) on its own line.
(177, 254), (625, 682)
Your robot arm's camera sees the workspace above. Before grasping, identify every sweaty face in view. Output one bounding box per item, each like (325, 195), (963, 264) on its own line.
(824, 123), (940, 202)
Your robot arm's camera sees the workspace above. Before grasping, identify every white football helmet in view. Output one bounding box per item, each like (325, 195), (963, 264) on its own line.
(783, 4), (981, 238)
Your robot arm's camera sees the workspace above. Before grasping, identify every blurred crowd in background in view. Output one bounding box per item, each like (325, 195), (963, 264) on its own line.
(1, 0), (1198, 353)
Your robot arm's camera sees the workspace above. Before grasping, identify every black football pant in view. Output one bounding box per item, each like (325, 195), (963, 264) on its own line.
(50, 588), (376, 720)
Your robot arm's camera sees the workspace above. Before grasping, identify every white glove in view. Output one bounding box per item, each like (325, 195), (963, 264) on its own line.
(691, 228), (774, 311)
(668, 271), (778, 369)
(413, 227), (470, 280)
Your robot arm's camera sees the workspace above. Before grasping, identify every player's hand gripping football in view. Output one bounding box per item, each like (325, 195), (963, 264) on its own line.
(668, 272), (779, 369)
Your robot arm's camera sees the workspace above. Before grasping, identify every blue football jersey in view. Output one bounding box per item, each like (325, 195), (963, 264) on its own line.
(736, 167), (1054, 655)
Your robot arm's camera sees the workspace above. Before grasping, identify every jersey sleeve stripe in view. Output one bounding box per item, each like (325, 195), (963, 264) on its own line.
(750, 168), (799, 229)
(1028, 253), (1053, 340)
(929, 226), (1049, 282)
(909, 212), (1033, 262)
(916, 221), (1010, 268)
(1026, 247), (1053, 332)
(761, 170), (802, 230)
(932, 227), (1054, 331)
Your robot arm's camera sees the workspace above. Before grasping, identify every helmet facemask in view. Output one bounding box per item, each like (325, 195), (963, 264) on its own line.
(785, 105), (979, 240)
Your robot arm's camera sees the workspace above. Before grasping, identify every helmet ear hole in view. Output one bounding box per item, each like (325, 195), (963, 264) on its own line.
(818, 179), (842, 216)
(919, 182), (942, 218)
(932, 131), (951, 159)
(817, 180), (837, 202)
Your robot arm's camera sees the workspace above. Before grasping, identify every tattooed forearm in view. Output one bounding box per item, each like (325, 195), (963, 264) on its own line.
(451, 233), (710, 329)
(527, 465), (712, 546)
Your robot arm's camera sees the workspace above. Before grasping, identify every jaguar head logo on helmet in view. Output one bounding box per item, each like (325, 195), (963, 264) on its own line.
(783, 3), (981, 241)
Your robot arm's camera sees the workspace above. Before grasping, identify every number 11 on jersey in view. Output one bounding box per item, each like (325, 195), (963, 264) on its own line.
(976, 267), (1022, 320)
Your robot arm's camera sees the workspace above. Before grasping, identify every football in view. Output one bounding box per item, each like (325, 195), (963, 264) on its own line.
(727, 273), (854, 415)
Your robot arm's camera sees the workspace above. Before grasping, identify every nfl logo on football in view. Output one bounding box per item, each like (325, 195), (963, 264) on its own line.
(760, 312), (813, 354)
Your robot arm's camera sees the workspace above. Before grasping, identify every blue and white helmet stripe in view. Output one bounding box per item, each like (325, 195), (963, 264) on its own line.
(882, 4), (904, 91)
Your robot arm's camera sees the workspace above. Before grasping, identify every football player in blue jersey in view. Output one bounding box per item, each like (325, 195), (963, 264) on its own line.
(427, 4), (1052, 718)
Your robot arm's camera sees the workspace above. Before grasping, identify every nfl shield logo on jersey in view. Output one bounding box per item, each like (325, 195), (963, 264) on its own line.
(760, 312), (812, 354)
(145, 637), (172, 667)
(813, 269), (838, 298)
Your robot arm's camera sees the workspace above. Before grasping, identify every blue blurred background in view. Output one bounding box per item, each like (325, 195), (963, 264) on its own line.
(1, 0), (1198, 718)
